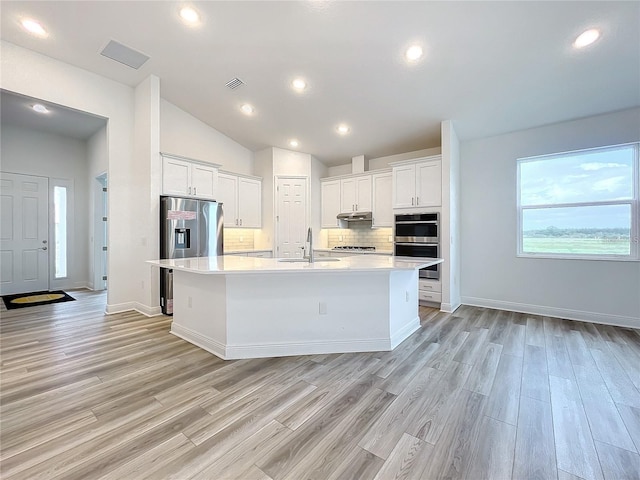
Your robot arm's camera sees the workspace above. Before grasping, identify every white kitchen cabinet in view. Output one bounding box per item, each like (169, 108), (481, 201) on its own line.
(340, 175), (371, 213)
(162, 154), (219, 200)
(218, 172), (262, 228)
(238, 177), (261, 228)
(391, 156), (441, 209)
(419, 278), (441, 304)
(321, 179), (341, 228)
(372, 171), (392, 227)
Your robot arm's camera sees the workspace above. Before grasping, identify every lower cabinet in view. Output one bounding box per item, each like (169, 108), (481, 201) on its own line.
(419, 278), (442, 303)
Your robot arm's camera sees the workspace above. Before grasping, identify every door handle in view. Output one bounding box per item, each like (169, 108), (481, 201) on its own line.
(412, 198), (414, 205)
(194, 187), (197, 195)
(239, 219), (242, 226)
(41, 246), (48, 251)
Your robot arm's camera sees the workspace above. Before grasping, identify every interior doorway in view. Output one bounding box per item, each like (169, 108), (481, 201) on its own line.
(275, 176), (308, 258)
(93, 173), (108, 291)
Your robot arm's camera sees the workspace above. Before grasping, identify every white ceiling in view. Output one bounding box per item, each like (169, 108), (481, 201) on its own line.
(1, 1), (638, 166)
(1, 90), (107, 140)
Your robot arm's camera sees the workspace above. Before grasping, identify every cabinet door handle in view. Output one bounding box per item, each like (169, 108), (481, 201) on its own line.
(194, 187), (197, 195)
(235, 219), (238, 225)
(416, 196), (419, 205)
(352, 204), (355, 211)
(240, 219), (242, 226)
(189, 186), (192, 195)
(356, 204), (358, 211)
(411, 197), (414, 205)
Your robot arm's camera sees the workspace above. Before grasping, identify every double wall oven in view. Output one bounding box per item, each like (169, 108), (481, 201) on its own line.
(394, 212), (439, 280)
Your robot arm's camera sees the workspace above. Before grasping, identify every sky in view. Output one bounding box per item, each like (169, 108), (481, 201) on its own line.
(520, 145), (635, 231)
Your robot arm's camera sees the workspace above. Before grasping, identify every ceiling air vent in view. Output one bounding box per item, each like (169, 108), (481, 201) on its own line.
(225, 77), (245, 90)
(100, 40), (150, 70)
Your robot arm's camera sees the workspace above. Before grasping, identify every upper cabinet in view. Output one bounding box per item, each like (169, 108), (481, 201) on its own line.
(391, 156), (441, 209)
(372, 171), (393, 227)
(218, 172), (262, 228)
(161, 154), (219, 200)
(340, 175), (372, 213)
(321, 179), (341, 228)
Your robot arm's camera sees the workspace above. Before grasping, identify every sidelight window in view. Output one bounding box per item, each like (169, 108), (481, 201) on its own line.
(53, 185), (68, 278)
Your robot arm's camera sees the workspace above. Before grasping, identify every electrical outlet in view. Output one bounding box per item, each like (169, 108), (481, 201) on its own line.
(319, 302), (327, 315)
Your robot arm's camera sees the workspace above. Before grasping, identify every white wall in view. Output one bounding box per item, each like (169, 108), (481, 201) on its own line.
(160, 99), (253, 175)
(253, 148), (274, 251)
(310, 155), (328, 247)
(326, 147), (442, 177)
(460, 107), (640, 327)
(1, 40), (136, 312)
(134, 76), (161, 315)
(1, 124), (90, 290)
(441, 120), (461, 312)
(87, 126), (108, 290)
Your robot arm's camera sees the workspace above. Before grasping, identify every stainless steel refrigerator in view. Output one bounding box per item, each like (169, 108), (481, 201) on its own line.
(160, 196), (223, 315)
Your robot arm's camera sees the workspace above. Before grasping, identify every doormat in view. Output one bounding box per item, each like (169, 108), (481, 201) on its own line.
(2, 290), (75, 310)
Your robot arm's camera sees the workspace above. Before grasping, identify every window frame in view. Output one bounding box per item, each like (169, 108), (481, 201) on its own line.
(516, 142), (639, 262)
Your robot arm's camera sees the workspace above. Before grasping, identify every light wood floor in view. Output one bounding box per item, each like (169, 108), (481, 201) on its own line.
(1, 290), (639, 480)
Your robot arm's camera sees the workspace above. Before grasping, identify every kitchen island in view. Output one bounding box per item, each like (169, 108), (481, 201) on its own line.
(147, 255), (443, 360)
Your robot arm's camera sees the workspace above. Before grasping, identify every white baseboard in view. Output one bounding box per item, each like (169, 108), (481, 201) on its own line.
(105, 301), (162, 318)
(135, 303), (163, 317)
(171, 323), (392, 360)
(390, 316), (420, 349)
(171, 324), (226, 358)
(226, 338), (391, 360)
(441, 302), (462, 314)
(460, 296), (639, 330)
(105, 301), (137, 315)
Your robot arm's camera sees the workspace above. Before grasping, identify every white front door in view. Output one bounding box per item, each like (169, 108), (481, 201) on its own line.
(276, 177), (307, 258)
(0, 172), (49, 295)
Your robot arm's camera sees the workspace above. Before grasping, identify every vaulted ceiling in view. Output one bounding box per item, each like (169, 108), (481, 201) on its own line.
(1, 1), (638, 166)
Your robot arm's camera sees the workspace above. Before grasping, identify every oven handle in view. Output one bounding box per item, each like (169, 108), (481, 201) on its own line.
(395, 242), (439, 247)
(394, 221), (438, 224)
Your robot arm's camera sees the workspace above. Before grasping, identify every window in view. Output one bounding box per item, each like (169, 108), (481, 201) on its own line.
(517, 143), (639, 260)
(53, 185), (68, 278)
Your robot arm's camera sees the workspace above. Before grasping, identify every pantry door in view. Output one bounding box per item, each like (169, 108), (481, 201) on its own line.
(276, 177), (308, 258)
(0, 172), (50, 295)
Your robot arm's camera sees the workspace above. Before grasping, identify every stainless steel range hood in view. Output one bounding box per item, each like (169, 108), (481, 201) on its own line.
(337, 211), (373, 222)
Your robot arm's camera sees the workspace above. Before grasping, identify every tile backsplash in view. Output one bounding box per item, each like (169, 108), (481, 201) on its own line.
(224, 229), (255, 251)
(326, 223), (393, 250)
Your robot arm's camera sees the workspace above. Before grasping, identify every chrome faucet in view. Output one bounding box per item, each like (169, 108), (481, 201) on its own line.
(302, 227), (314, 263)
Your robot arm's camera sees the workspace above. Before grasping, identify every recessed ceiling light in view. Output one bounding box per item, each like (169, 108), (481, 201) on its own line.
(291, 78), (307, 91)
(289, 139), (299, 148)
(179, 7), (200, 25)
(405, 45), (423, 62)
(240, 104), (254, 115)
(336, 124), (350, 135)
(573, 29), (601, 48)
(32, 104), (49, 114)
(21, 18), (48, 38)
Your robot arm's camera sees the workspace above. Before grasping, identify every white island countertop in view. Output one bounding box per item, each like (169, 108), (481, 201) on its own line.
(147, 254), (442, 275)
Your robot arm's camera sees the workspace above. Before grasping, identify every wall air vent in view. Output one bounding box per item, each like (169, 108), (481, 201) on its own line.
(225, 77), (245, 90)
(100, 40), (150, 69)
